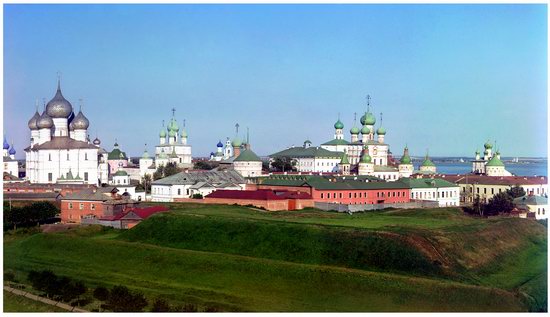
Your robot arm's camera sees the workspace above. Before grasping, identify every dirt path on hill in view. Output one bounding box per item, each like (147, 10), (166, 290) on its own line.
(4, 285), (88, 312)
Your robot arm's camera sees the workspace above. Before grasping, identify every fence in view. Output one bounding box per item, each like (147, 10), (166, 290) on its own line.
(314, 200), (440, 213)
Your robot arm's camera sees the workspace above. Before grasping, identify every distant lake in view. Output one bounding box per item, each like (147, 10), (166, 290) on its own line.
(424, 161), (548, 177)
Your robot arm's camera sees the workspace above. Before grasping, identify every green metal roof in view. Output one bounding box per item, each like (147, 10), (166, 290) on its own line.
(340, 153), (350, 164)
(321, 139), (350, 146)
(399, 177), (458, 189)
(234, 149), (262, 162)
(269, 146), (343, 159)
(486, 156), (505, 167)
(114, 170), (128, 176)
(108, 148), (128, 160)
(261, 175), (408, 190)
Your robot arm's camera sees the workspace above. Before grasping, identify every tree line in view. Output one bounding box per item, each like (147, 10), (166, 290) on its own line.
(3, 201), (58, 231)
(463, 185), (526, 217)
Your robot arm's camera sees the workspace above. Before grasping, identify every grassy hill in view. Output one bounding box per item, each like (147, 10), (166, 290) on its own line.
(4, 204), (547, 312)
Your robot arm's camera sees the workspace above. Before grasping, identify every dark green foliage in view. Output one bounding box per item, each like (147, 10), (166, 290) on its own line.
(151, 298), (171, 312)
(153, 162), (181, 180)
(4, 271), (16, 282)
(485, 192), (514, 216)
(104, 285), (148, 312)
(192, 193), (203, 199)
(4, 201), (59, 230)
(27, 269), (86, 302)
(270, 156), (296, 172)
(93, 286), (110, 302)
(120, 213), (439, 276)
(194, 160), (217, 170)
(71, 297), (92, 307)
(506, 185), (527, 199)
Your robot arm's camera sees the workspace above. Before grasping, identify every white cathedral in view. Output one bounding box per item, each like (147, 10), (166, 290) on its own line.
(25, 80), (109, 185)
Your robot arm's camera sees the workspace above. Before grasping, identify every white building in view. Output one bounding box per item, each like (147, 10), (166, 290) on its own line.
(3, 137), (18, 177)
(471, 141), (512, 176)
(401, 177), (460, 207)
(108, 169), (145, 201)
(514, 194), (548, 220)
(155, 110), (192, 168)
(233, 148), (263, 177)
(269, 142), (343, 173)
(24, 80), (104, 185)
(151, 169), (246, 202)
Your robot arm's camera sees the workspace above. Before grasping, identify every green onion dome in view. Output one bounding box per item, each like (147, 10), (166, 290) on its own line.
(232, 136), (242, 148)
(475, 149), (480, 155)
(484, 141), (492, 149)
(376, 127), (386, 135)
(180, 129), (188, 138)
(361, 112), (376, 126)
(360, 152), (372, 163)
(142, 149), (150, 159)
(168, 129), (176, 137)
(400, 154), (411, 164)
(334, 119), (344, 129)
(350, 126), (360, 135)
(159, 129), (166, 138)
(421, 156), (436, 167)
(361, 125), (371, 134)
(168, 118), (179, 132)
(340, 153), (350, 164)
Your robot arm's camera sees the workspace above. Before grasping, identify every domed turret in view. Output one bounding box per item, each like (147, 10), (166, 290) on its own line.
(361, 152), (372, 163)
(3, 136), (9, 150)
(232, 136), (242, 148)
(37, 112), (54, 129)
(142, 149), (150, 159)
(180, 129), (187, 138)
(400, 146), (412, 164)
(28, 111), (40, 130)
(46, 81), (73, 118)
(8, 144), (16, 156)
(484, 141), (492, 150)
(217, 140), (224, 148)
(361, 125), (371, 135)
(93, 137), (101, 145)
(168, 129), (176, 137)
(360, 112), (376, 126)
(334, 119), (344, 130)
(350, 126), (360, 135)
(71, 111), (89, 130)
(159, 128), (166, 138)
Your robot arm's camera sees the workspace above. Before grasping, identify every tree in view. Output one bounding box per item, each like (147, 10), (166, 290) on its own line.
(194, 160), (216, 170)
(151, 298), (171, 312)
(141, 174), (152, 194)
(153, 162), (181, 180)
(105, 285), (148, 312)
(506, 185), (526, 199)
(192, 193), (203, 199)
(485, 192), (514, 216)
(270, 156), (297, 172)
(93, 286), (110, 302)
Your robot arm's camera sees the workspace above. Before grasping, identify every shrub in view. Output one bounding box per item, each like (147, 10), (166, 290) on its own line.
(4, 271), (16, 282)
(151, 298), (171, 312)
(71, 298), (92, 307)
(93, 286), (110, 302)
(105, 285), (148, 312)
(192, 194), (203, 199)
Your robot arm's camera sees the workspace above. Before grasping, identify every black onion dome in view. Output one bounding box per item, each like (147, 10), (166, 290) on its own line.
(46, 82), (73, 118)
(72, 111), (89, 130)
(36, 111), (54, 129)
(93, 137), (101, 145)
(28, 111), (40, 130)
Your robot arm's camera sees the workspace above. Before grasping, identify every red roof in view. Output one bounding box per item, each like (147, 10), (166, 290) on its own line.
(206, 189), (312, 201)
(99, 205), (169, 221)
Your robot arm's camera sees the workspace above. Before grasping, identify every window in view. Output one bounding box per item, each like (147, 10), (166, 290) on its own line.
(79, 203), (84, 210)
(84, 172), (88, 181)
(48, 154), (51, 161)
(491, 188), (494, 195)
(67, 152), (69, 160)
(85, 153), (88, 160)
(321, 193), (324, 199)
(484, 188), (487, 194)
(48, 173), (52, 182)
(68, 203), (73, 209)
(349, 193), (352, 198)
(91, 204), (95, 210)
(178, 188), (181, 195)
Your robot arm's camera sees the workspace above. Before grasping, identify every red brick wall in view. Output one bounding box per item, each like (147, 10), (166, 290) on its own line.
(257, 184), (410, 205)
(60, 200), (104, 224)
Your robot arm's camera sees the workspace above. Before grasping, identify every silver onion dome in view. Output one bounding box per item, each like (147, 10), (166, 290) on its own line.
(36, 111), (54, 129)
(71, 111), (89, 130)
(69, 120), (75, 131)
(46, 81), (73, 118)
(28, 111), (40, 130)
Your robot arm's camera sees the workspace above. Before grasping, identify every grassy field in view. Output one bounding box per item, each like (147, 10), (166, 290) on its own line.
(3, 291), (67, 312)
(4, 204), (547, 312)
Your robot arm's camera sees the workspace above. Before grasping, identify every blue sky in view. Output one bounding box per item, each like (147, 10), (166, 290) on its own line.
(3, 4), (547, 159)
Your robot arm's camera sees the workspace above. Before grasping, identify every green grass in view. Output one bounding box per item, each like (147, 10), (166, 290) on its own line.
(3, 291), (67, 312)
(3, 232), (525, 312)
(3, 204), (547, 312)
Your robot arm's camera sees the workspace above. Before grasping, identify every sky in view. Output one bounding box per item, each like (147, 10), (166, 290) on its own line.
(3, 4), (548, 159)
